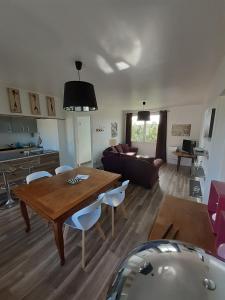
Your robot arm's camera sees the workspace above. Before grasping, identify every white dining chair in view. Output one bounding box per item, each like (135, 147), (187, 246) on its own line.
(26, 171), (52, 184)
(102, 180), (129, 238)
(64, 193), (105, 269)
(55, 165), (73, 175)
(26, 171), (53, 220)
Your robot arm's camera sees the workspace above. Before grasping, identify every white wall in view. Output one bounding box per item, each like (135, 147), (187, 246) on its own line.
(37, 119), (59, 150)
(77, 116), (92, 164)
(37, 119), (68, 165)
(132, 142), (156, 157)
(199, 53), (225, 203)
(200, 96), (225, 202)
(124, 104), (204, 163)
(167, 104), (204, 165)
(91, 109), (123, 167)
(0, 132), (37, 147)
(64, 101), (124, 168)
(0, 80), (64, 119)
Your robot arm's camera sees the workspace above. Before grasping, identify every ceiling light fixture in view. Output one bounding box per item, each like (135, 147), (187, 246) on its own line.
(115, 61), (130, 71)
(137, 101), (150, 121)
(63, 61), (98, 112)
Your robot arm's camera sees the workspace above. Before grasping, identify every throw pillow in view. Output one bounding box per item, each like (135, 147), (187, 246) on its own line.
(111, 146), (118, 153)
(115, 144), (123, 153)
(121, 144), (130, 153)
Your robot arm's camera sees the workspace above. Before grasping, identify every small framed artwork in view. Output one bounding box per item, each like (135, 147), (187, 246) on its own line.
(8, 88), (22, 113)
(46, 96), (56, 116)
(29, 92), (41, 115)
(171, 124), (191, 136)
(111, 122), (118, 138)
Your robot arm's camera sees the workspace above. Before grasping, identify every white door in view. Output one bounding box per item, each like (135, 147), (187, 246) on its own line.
(77, 116), (92, 164)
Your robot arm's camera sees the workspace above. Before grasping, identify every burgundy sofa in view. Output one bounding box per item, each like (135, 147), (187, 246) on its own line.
(103, 144), (138, 157)
(102, 144), (163, 189)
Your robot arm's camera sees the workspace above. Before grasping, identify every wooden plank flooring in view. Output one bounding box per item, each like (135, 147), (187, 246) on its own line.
(0, 164), (191, 300)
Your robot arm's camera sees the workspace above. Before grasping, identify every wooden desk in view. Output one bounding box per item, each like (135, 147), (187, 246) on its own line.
(13, 167), (121, 265)
(149, 195), (216, 255)
(173, 151), (195, 171)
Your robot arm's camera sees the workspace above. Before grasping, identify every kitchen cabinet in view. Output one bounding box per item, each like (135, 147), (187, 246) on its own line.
(0, 152), (59, 195)
(25, 118), (37, 133)
(11, 117), (25, 133)
(0, 117), (12, 133)
(0, 116), (38, 134)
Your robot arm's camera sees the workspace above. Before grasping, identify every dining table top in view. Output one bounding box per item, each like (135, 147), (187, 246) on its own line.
(13, 167), (121, 222)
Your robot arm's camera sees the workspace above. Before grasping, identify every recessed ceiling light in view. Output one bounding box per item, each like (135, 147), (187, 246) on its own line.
(96, 55), (114, 74)
(115, 61), (130, 71)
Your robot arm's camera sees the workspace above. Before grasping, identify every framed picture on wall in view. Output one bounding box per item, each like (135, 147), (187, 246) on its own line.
(46, 96), (56, 116)
(8, 88), (22, 113)
(29, 92), (41, 115)
(171, 124), (191, 136)
(111, 122), (118, 138)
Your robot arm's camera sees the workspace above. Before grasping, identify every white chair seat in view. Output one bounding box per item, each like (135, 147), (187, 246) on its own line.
(64, 193), (105, 269)
(65, 206), (101, 231)
(102, 180), (129, 237)
(102, 180), (129, 207)
(55, 165), (73, 175)
(26, 171), (53, 221)
(26, 171), (52, 184)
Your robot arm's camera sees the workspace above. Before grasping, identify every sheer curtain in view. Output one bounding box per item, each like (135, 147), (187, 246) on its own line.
(155, 110), (167, 162)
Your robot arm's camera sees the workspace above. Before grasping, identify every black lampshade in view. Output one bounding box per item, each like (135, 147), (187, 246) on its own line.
(137, 110), (150, 121)
(63, 81), (98, 112)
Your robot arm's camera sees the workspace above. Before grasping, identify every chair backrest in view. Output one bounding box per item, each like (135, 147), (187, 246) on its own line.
(26, 171), (52, 184)
(55, 165), (73, 175)
(103, 180), (129, 207)
(72, 193), (105, 230)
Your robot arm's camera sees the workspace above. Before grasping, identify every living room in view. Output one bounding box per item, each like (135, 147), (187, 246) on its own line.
(1, 1), (225, 299)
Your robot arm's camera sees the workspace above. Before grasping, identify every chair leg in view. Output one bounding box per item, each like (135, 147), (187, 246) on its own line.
(112, 207), (115, 238)
(63, 225), (70, 241)
(95, 221), (106, 240)
(82, 230), (85, 269)
(121, 202), (128, 219)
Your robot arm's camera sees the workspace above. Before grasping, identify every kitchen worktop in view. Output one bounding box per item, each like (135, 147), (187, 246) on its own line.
(0, 149), (59, 162)
(0, 151), (60, 196)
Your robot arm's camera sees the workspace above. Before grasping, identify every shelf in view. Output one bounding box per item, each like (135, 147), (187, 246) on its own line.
(191, 165), (205, 179)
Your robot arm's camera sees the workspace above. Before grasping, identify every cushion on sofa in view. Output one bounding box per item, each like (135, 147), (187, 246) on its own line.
(121, 144), (130, 153)
(115, 144), (124, 153)
(111, 146), (118, 153)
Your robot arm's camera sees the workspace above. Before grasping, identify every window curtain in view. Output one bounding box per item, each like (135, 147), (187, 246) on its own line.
(155, 110), (167, 162)
(125, 113), (133, 146)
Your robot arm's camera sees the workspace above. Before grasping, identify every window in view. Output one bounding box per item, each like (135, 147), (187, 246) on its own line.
(131, 114), (159, 143)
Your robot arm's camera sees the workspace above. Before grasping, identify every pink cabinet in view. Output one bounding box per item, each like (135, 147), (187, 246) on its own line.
(216, 211), (225, 248)
(208, 180), (225, 233)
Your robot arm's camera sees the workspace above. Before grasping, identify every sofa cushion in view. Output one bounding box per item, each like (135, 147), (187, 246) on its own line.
(111, 146), (118, 153)
(120, 152), (136, 157)
(121, 144), (130, 153)
(154, 158), (164, 168)
(115, 144), (123, 153)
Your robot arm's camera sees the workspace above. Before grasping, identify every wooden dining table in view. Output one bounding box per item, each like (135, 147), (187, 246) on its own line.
(13, 167), (121, 265)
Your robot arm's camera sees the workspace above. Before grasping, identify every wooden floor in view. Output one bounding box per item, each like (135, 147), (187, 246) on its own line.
(0, 164), (192, 300)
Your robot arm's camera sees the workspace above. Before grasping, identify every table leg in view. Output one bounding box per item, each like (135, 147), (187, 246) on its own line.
(177, 156), (181, 172)
(53, 221), (65, 266)
(20, 201), (31, 233)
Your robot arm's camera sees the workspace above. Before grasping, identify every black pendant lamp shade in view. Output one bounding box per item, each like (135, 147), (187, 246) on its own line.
(137, 101), (150, 121)
(137, 110), (150, 121)
(63, 61), (98, 112)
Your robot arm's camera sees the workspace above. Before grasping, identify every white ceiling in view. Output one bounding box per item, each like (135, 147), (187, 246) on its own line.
(1, 0), (225, 108)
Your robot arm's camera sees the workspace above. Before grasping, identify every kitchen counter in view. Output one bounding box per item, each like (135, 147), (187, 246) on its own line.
(0, 151), (60, 194)
(0, 149), (59, 162)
